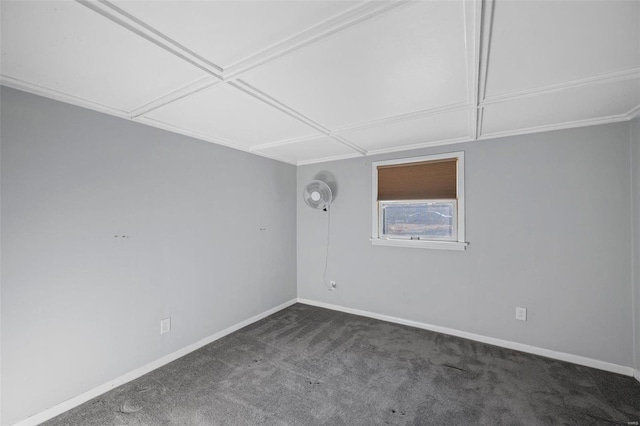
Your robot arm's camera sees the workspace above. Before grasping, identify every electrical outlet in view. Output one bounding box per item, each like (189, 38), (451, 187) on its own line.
(160, 317), (171, 334)
(329, 280), (337, 291)
(515, 307), (527, 321)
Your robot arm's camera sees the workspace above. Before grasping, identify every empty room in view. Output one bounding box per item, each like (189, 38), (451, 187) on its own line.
(1, 0), (640, 425)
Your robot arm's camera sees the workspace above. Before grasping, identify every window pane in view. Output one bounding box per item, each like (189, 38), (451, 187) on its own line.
(382, 201), (456, 240)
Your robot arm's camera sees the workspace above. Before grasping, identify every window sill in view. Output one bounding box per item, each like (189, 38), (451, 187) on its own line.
(370, 238), (468, 251)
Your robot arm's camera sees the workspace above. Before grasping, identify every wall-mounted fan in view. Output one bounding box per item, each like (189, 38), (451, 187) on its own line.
(303, 180), (333, 211)
(303, 180), (335, 291)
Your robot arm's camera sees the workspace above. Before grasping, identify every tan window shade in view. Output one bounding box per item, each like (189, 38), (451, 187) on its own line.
(377, 159), (457, 201)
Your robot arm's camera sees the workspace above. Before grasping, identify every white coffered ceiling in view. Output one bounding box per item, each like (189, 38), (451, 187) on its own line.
(2, 0), (639, 165)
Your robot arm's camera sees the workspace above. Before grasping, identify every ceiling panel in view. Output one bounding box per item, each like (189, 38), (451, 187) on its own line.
(2, 0), (639, 165)
(0, 1), (205, 112)
(337, 109), (471, 152)
(144, 83), (321, 148)
(485, 0), (640, 98)
(481, 78), (640, 136)
(256, 137), (359, 164)
(242, 1), (468, 129)
(112, 1), (362, 68)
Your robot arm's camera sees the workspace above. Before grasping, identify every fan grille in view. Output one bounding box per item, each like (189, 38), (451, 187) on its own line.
(303, 180), (332, 210)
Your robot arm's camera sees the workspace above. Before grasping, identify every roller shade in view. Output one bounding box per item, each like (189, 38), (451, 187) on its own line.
(377, 159), (457, 201)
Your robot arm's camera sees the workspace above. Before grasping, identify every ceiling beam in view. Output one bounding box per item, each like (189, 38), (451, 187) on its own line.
(222, 0), (412, 80)
(76, 0), (224, 79)
(480, 68), (640, 106)
(475, 0), (495, 140)
(129, 76), (219, 118)
(229, 79), (367, 155)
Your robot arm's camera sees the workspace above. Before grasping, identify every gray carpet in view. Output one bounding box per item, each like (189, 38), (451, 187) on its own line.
(44, 303), (640, 425)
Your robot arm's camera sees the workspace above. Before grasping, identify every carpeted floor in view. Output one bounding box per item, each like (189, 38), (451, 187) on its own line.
(44, 303), (640, 425)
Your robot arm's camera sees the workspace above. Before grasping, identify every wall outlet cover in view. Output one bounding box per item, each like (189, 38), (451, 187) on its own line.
(160, 318), (171, 334)
(515, 307), (527, 321)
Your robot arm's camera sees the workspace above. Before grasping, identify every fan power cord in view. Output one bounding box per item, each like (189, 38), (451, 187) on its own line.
(323, 205), (333, 291)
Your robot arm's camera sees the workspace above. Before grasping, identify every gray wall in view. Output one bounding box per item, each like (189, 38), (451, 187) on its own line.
(632, 118), (640, 372)
(0, 87), (297, 425)
(297, 123), (633, 368)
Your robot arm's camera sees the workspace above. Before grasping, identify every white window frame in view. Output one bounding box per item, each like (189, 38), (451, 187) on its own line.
(371, 151), (468, 251)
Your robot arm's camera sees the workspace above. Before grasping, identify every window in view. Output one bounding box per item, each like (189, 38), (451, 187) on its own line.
(371, 152), (467, 250)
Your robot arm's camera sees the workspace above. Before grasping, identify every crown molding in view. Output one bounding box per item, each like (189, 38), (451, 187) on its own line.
(76, 0), (224, 78)
(133, 116), (296, 165)
(0, 75), (294, 165)
(0, 74), (131, 119)
(478, 113), (631, 141)
(481, 68), (640, 106)
(8, 1), (639, 168)
(132, 117), (241, 148)
(222, 0), (411, 80)
(129, 76), (219, 118)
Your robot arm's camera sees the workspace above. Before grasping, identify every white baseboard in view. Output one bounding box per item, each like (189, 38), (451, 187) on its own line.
(12, 298), (298, 426)
(297, 298), (635, 377)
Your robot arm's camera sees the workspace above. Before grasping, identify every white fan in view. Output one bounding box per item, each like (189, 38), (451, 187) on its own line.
(303, 180), (333, 211)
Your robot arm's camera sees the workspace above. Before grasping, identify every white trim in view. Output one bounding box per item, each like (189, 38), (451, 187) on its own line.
(481, 68), (640, 107)
(330, 135), (367, 155)
(296, 298), (635, 377)
(477, 0), (494, 107)
(129, 76), (219, 118)
(0, 81), (298, 167)
(222, 0), (411, 79)
(635, 370), (640, 382)
(131, 116), (246, 149)
(76, 0), (224, 78)
(474, 0), (492, 140)
(4, 0), (638, 167)
(228, 79), (329, 135)
(11, 299), (298, 426)
(132, 116), (297, 166)
(228, 80), (367, 155)
(478, 114), (631, 141)
(0, 75), (130, 119)
(476, 107), (485, 140)
(464, 0), (479, 141)
(370, 238), (468, 251)
(371, 152), (466, 249)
